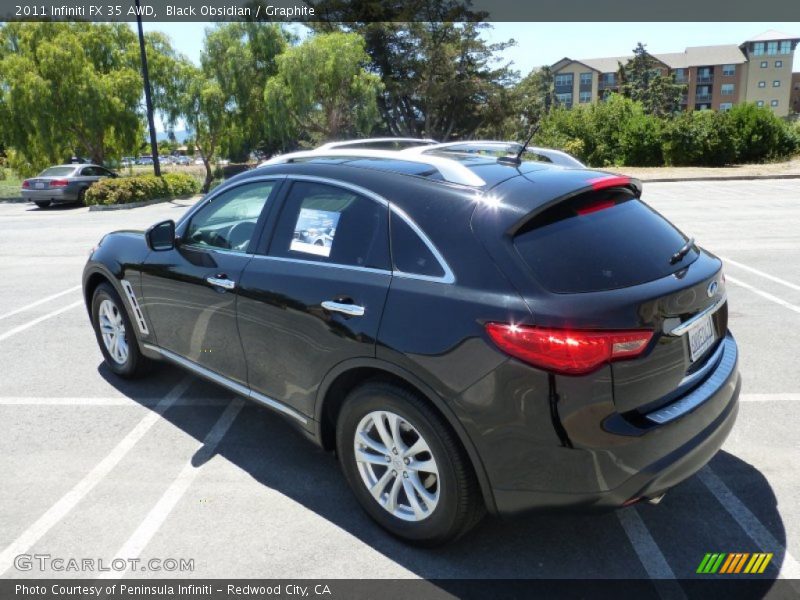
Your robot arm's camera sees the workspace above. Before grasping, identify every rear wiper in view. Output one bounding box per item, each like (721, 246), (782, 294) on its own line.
(670, 237), (695, 264)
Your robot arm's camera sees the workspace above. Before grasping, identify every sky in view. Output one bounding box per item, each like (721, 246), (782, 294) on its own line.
(138, 21), (800, 132)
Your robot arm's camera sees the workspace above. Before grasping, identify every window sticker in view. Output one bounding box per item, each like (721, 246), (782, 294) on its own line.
(290, 208), (341, 257)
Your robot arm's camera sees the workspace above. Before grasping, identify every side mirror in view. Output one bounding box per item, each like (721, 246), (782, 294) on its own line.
(146, 220), (176, 251)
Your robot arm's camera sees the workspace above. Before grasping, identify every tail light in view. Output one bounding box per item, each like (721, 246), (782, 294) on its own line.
(485, 323), (653, 375)
(22, 180), (30, 189)
(50, 179), (69, 187)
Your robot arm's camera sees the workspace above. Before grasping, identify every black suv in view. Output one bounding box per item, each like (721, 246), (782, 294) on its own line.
(83, 147), (740, 545)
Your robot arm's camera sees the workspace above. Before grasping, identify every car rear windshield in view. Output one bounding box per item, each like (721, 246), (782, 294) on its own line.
(512, 191), (698, 293)
(39, 167), (76, 177)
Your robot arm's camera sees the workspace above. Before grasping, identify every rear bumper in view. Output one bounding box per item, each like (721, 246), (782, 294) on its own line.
(22, 188), (77, 203)
(491, 333), (740, 515)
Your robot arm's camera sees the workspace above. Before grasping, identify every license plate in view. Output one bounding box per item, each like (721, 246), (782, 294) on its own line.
(688, 313), (716, 362)
(34, 182), (44, 189)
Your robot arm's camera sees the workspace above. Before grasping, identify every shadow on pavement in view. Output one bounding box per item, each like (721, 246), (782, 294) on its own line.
(101, 363), (787, 595)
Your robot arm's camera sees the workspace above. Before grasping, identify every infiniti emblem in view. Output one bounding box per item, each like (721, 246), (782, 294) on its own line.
(707, 280), (719, 297)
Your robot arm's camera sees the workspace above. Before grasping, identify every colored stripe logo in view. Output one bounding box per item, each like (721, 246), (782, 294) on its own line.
(697, 552), (773, 574)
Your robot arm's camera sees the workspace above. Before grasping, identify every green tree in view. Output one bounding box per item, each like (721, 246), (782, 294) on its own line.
(0, 22), (143, 175)
(201, 23), (290, 159)
(264, 32), (383, 147)
(618, 43), (684, 117)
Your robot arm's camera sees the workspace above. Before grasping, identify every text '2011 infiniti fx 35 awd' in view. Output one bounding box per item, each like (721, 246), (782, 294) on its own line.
(83, 145), (740, 545)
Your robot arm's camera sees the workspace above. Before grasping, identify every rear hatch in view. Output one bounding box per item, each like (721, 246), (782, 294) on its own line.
(473, 173), (727, 415)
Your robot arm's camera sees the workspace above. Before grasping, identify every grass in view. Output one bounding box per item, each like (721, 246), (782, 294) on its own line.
(0, 168), (23, 200)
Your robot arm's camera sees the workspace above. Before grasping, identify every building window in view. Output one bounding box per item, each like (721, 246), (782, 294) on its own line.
(602, 73), (616, 85)
(579, 91), (592, 103)
(753, 42), (765, 55)
(579, 72), (592, 86)
(554, 73), (573, 88)
(756, 100), (764, 107)
(760, 61), (768, 68)
(767, 41), (778, 55)
(758, 81), (766, 88)
(773, 80), (781, 87)
(674, 68), (688, 82)
(556, 93), (573, 106)
(771, 99), (779, 107)
(780, 41), (791, 54)
(775, 60), (783, 68)
(722, 64), (736, 76)
(719, 103), (733, 111)
(721, 83), (735, 96)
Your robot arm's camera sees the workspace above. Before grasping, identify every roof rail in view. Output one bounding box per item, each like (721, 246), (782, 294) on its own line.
(316, 138), (439, 150)
(259, 149), (486, 187)
(401, 141), (586, 168)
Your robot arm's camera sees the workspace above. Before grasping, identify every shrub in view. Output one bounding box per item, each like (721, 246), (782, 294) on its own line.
(663, 111), (736, 166)
(84, 173), (200, 206)
(0, 168), (6, 181)
(727, 103), (800, 162)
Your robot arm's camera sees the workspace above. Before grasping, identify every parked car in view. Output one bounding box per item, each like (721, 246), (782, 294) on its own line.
(173, 156), (192, 166)
(22, 164), (117, 208)
(120, 157), (136, 168)
(83, 145), (739, 545)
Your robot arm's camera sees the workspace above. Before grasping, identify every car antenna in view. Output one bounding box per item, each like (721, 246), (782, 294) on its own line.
(497, 123), (540, 167)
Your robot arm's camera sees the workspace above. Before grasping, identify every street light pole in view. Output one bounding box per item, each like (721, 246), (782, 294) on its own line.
(135, 0), (161, 177)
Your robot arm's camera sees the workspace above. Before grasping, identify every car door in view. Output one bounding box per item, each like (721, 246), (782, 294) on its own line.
(139, 179), (281, 386)
(237, 177), (392, 418)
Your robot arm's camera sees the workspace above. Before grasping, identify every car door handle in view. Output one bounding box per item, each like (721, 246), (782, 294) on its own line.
(321, 301), (365, 317)
(206, 276), (236, 290)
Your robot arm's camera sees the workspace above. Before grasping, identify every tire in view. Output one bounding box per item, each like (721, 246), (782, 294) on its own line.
(90, 282), (151, 378)
(35, 201), (50, 209)
(77, 188), (86, 206)
(336, 382), (484, 546)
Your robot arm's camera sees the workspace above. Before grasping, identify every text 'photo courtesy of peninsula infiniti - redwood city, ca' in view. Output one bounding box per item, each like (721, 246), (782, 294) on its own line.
(82, 142), (740, 546)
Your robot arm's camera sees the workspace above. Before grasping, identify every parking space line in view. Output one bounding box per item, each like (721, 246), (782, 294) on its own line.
(616, 508), (687, 600)
(726, 276), (800, 316)
(0, 286), (82, 321)
(0, 376), (192, 577)
(739, 393), (800, 402)
(0, 300), (84, 342)
(721, 257), (800, 293)
(698, 466), (800, 585)
(0, 396), (230, 406)
(98, 398), (244, 579)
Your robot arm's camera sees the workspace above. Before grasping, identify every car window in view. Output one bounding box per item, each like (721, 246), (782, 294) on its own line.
(185, 181), (275, 253)
(81, 167), (100, 176)
(390, 211), (445, 278)
(40, 167), (76, 177)
(269, 181), (390, 270)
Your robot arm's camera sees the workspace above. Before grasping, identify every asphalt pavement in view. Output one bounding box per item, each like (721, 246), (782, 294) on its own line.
(0, 181), (798, 596)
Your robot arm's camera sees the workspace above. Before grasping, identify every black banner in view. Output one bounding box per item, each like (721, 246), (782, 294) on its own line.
(1, 0), (800, 23)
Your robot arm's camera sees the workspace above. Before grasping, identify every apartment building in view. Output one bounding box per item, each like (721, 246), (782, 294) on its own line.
(792, 73), (800, 114)
(551, 30), (800, 116)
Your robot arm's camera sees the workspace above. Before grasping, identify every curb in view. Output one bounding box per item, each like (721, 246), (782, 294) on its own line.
(0, 197), (26, 203)
(633, 174), (800, 183)
(87, 195), (200, 211)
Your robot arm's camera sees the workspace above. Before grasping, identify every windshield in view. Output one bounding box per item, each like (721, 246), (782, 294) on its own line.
(39, 167), (76, 177)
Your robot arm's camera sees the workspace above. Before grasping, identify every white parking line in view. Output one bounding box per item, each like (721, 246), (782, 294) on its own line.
(722, 257), (800, 293)
(0, 285), (82, 321)
(0, 300), (84, 342)
(616, 509), (686, 600)
(698, 466), (800, 587)
(739, 393), (800, 402)
(98, 398), (244, 579)
(0, 376), (192, 577)
(0, 396), (229, 406)
(726, 276), (800, 316)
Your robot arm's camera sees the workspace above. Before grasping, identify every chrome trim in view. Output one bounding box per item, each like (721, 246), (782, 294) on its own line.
(401, 140), (586, 168)
(120, 279), (149, 335)
(678, 338), (725, 389)
(206, 276), (236, 290)
(260, 149), (486, 187)
(668, 294), (727, 336)
(250, 254), (391, 276)
(645, 335), (737, 425)
(321, 301), (365, 317)
(144, 344), (308, 425)
(316, 138), (438, 150)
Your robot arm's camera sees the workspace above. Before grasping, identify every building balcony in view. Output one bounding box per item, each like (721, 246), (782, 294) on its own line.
(696, 75), (714, 84)
(695, 93), (712, 102)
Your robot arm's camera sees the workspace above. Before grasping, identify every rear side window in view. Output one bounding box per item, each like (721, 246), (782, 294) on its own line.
(270, 181), (390, 270)
(513, 191), (697, 293)
(390, 211), (445, 278)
